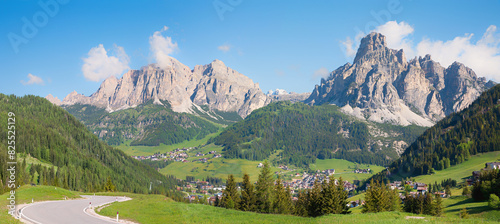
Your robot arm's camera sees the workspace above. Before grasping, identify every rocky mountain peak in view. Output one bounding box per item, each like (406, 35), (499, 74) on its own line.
(60, 58), (278, 118)
(306, 32), (493, 126)
(354, 32), (387, 63)
(45, 94), (62, 105)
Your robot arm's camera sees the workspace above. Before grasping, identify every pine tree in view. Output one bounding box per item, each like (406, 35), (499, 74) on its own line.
(336, 177), (350, 214)
(255, 160), (274, 213)
(240, 173), (256, 211)
(222, 174), (240, 209)
(445, 185), (451, 197)
(462, 185), (470, 197)
(362, 179), (388, 213)
(104, 176), (116, 192)
(423, 193), (434, 215)
(307, 179), (322, 217)
(319, 176), (335, 215)
(273, 176), (292, 214)
(434, 193), (443, 216)
(388, 188), (401, 211)
(214, 194), (220, 207)
(403, 192), (412, 213)
(294, 191), (309, 217)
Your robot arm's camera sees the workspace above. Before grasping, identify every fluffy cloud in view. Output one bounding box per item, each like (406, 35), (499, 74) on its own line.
(21, 73), (44, 85)
(312, 67), (330, 79)
(416, 25), (500, 81)
(82, 44), (130, 82)
(375, 21), (415, 57)
(218, 44), (231, 52)
(149, 26), (178, 69)
(340, 32), (366, 58)
(340, 21), (500, 81)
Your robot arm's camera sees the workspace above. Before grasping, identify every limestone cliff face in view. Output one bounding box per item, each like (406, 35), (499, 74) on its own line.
(45, 94), (62, 106)
(60, 57), (273, 118)
(306, 32), (494, 126)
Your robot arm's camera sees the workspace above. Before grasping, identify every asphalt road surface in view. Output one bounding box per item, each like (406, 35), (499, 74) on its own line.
(21, 195), (126, 224)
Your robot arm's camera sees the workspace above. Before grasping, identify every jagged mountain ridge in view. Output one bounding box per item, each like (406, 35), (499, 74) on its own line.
(59, 58), (306, 119)
(306, 32), (495, 126)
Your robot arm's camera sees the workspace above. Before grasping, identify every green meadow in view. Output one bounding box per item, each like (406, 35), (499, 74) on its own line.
(96, 191), (500, 224)
(310, 158), (385, 183)
(0, 185), (80, 224)
(116, 131), (223, 156)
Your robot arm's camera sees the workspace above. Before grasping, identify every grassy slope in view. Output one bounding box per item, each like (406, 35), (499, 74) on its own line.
(117, 131), (222, 156)
(1, 185), (80, 224)
(160, 157), (281, 183)
(310, 158), (385, 183)
(97, 192), (500, 224)
(347, 152), (500, 222)
(388, 151), (500, 184)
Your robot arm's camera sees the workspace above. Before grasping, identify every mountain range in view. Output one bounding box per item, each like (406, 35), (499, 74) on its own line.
(306, 33), (495, 126)
(50, 58), (307, 120)
(46, 32), (495, 161)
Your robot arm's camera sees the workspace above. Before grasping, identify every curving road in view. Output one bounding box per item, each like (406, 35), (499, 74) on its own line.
(20, 195), (127, 224)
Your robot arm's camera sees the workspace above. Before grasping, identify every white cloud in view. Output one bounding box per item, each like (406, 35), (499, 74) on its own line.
(149, 26), (178, 69)
(341, 37), (356, 58)
(82, 44), (130, 82)
(218, 44), (231, 52)
(313, 67), (330, 79)
(375, 21), (415, 57)
(340, 32), (366, 59)
(340, 21), (500, 81)
(21, 73), (44, 85)
(416, 25), (500, 81)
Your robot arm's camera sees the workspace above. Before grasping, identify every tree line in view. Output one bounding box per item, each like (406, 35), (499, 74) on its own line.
(362, 179), (444, 216)
(0, 94), (182, 197)
(213, 101), (424, 168)
(64, 100), (219, 146)
(214, 161), (350, 217)
(370, 84), (500, 183)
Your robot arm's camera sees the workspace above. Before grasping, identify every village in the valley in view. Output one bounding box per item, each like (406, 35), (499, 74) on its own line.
(131, 146), (500, 208)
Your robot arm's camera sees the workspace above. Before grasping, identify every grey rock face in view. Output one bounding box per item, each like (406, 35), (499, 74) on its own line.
(306, 32), (493, 126)
(60, 57), (290, 118)
(45, 94), (62, 106)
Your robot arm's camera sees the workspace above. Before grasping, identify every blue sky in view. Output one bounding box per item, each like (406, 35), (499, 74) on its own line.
(1, 0), (499, 100)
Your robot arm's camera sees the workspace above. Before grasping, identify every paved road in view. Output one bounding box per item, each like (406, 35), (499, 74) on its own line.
(21, 195), (126, 224)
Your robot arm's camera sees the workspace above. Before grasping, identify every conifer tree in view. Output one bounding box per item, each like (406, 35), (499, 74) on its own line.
(423, 193), (434, 215)
(388, 188), (401, 211)
(434, 193), (443, 216)
(445, 185), (451, 197)
(294, 191), (309, 217)
(222, 174), (240, 209)
(273, 176), (292, 214)
(319, 176), (336, 215)
(214, 194), (220, 207)
(334, 177), (350, 214)
(240, 173), (256, 211)
(255, 160), (274, 213)
(307, 179), (322, 217)
(362, 179), (388, 213)
(462, 185), (470, 197)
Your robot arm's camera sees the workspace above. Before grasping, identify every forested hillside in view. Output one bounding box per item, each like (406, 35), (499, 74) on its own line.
(373, 84), (500, 180)
(64, 100), (220, 146)
(0, 94), (180, 194)
(212, 101), (425, 167)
